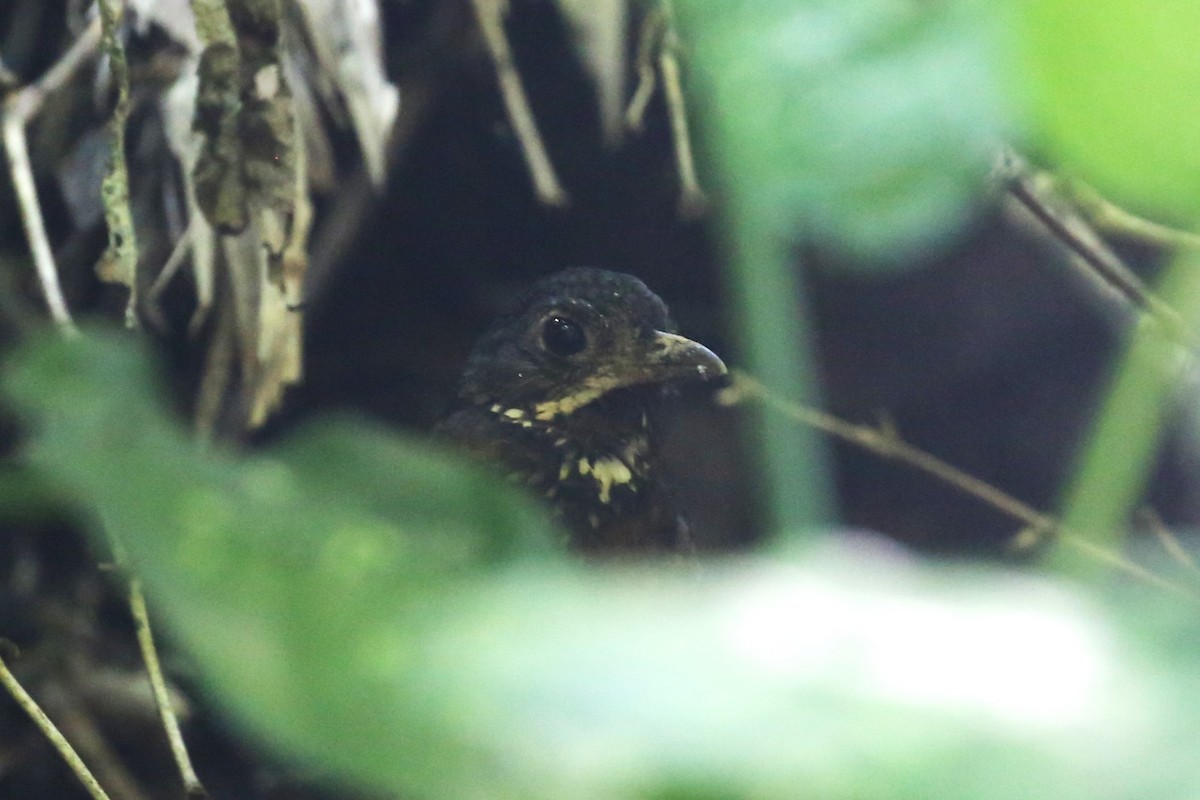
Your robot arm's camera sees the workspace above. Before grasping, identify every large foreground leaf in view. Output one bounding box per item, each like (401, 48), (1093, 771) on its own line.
(1011, 0), (1200, 219)
(6, 333), (1200, 799)
(677, 0), (1011, 263)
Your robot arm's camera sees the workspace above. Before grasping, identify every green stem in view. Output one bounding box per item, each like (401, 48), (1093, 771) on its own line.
(723, 212), (834, 537)
(1055, 248), (1200, 575)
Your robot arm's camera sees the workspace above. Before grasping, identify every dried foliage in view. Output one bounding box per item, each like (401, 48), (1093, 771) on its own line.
(4, 0), (400, 434)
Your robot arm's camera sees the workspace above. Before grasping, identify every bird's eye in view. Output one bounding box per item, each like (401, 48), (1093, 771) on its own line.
(541, 315), (588, 356)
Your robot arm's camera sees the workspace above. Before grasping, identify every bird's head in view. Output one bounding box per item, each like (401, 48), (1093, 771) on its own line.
(457, 268), (727, 424)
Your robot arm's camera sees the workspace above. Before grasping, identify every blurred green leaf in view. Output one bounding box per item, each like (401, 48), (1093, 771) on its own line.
(1056, 251), (1200, 573)
(1011, 0), (1200, 219)
(2, 331), (557, 582)
(8, 333), (1200, 800)
(667, 0), (1013, 540)
(677, 0), (1010, 264)
(2, 330), (559, 784)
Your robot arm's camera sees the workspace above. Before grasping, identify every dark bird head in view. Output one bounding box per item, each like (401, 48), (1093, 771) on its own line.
(456, 268), (726, 421)
(442, 268), (726, 552)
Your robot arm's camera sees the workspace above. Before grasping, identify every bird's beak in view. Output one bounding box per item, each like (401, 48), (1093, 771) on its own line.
(627, 330), (728, 385)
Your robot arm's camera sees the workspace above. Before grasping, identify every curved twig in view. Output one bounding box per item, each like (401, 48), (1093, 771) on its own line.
(722, 370), (1200, 602)
(0, 16), (102, 333)
(0, 645), (114, 800)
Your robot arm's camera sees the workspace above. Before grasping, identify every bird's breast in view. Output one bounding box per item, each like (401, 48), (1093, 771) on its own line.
(500, 419), (654, 534)
(442, 400), (682, 550)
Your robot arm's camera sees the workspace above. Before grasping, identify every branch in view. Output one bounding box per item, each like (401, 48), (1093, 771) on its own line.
(997, 148), (1199, 352)
(624, 8), (663, 133)
(1, 16), (102, 333)
(38, 680), (151, 800)
(1138, 508), (1199, 574)
(658, 1), (707, 218)
(145, 223), (194, 330)
(470, 0), (568, 206)
(623, 2), (708, 218)
(1064, 180), (1200, 251)
(106, 534), (209, 798)
(127, 577), (209, 799)
(721, 370), (1200, 602)
(0, 643), (114, 800)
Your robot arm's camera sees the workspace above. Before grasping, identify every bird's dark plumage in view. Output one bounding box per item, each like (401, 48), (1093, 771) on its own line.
(438, 268), (727, 553)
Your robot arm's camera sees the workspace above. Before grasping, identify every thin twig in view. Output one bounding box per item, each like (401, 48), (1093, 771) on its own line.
(104, 532), (208, 797)
(722, 370), (1200, 602)
(0, 645), (114, 800)
(1066, 180), (1200, 251)
(1, 15), (102, 333)
(624, 7), (663, 133)
(658, 1), (707, 218)
(39, 681), (151, 800)
(470, 0), (568, 206)
(1138, 508), (1199, 573)
(145, 223), (194, 330)
(126, 578), (209, 799)
(997, 148), (1199, 352)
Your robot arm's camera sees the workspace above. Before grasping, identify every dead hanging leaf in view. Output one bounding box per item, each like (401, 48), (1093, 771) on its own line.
(129, 0), (393, 431)
(556, 0), (627, 145)
(193, 41), (248, 232)
(221, 223), (303, 429)
(192, 0), (302, 430)
(294, 0), (399, 186)
(191, 0), (297, 235)
(283, 48), (336, 191)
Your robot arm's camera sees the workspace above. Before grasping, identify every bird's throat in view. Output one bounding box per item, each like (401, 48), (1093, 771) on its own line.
(488, 398), (655, 534)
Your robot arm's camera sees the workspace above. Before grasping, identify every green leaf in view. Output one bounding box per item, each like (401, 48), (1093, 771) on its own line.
(677, 0), (1011, 264)
(1011, 0), (1200, 219)
(667, 0), (1014, 540)
(9, 333), (1200, 800)
(1056, 251), (1200, 574)
(2, 330), (559, 784)
(2, 331), (557, 582)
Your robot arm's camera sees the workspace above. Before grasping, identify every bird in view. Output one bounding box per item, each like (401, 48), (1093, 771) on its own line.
(437, 268), (727, 554)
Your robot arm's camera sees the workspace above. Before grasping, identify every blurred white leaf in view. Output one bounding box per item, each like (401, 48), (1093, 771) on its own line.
(128, 0), (201, 52)
(160, 67), (216, 330)
(394, 547), (1150, 799)
(284, 48), (337, 190)
(557, 0), (627, 145)
(296, 0), (399, 186)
